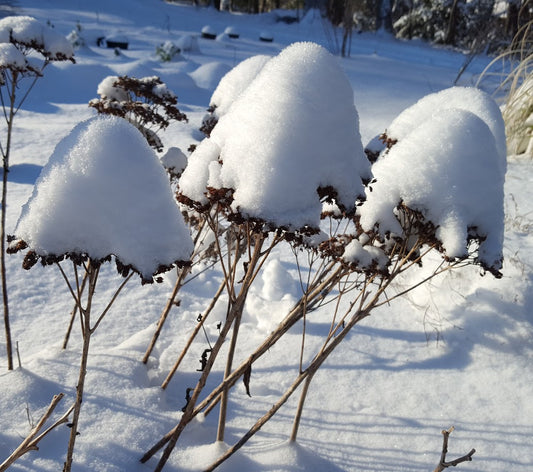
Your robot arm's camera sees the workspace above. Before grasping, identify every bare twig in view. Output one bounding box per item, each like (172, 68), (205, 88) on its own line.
(433, 426), (475, 472)
(0, 393), (74, 471)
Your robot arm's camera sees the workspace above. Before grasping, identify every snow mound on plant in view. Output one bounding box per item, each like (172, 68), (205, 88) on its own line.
(0, 42), (26, 69)
(0, 15), (74, 60)
(209, 54), (271, 117)
(360, 108), (505, 271)
(385, 86), (507, 172)
(11, 115), (193, 280)
(179, 41), (370, 230)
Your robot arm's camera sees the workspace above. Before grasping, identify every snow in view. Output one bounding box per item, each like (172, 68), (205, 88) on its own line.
(208, 54), (271, 117)
(160, 146), (188, 177)
(95, 75), (129, 101)
(0, 1), (531, 472)
(10, 115), (193, 281)
(360, 107), (505, 271)
(384, 86), (507, 172)
(0, 15), (74, 60)
(180, 42), (370, 231)
(0, 42), (27, 70)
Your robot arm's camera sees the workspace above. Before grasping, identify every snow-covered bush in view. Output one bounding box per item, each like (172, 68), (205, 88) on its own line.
(8, 115), (193, 471)
(362, 86), (506, 275)
(159, 146), (188, 179)
(89, 75), (188, 151)
(143, 45), (505, 471)
(180, 42), (370, 230)
(66, 21), (85, 49)
(0, 15), (75, 371)
(175, 34), (201, 54)
(155, 40), (182, 62)
(392, 0), (498, 50)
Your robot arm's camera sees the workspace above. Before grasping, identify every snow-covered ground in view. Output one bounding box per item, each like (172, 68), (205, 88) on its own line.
(0, 1), (532, 471)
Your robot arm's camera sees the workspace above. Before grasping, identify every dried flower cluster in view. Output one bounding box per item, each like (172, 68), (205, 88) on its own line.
(89, 75), (187, 151)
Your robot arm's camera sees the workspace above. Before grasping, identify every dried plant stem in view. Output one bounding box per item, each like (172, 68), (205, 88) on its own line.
(161, 278), (225, 389)
(142, 230), (273, 469)
(142, 291), (247, 470)
(205, 368), (310, 472)
(58, 259), (132, 472)
(0, 393), (74, 471)
(143, 217), (210, 364)
(196, 264), (343, 418)
(63, 262), (98, 472)
(289, 369), (315, 442)
(204, 292), (381, 471)
(141, 262), (343, 465)
(433, 426), (475, 472)
(216, 231), (267, 442)
(142, 265), (191, 364)
(62, 271), (88, 349)
(1, 71), (17, 372)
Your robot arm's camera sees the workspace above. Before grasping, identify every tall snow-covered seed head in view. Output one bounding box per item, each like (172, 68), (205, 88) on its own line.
(0, 16), (74, 62)
(11, 116), (193, 282)
(384, 86), (507, 174)
(359, 108), (505, 273)
(209, 54), (272, 117)
(179, 41), (371, 231)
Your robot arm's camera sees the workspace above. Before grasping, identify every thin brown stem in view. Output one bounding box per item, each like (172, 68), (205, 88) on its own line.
(1, 71), (17, 371)
(161, 278), (226, 389)
(143, 265), (191, 363)
(0, 393), (74, 471)
(433, 426), (475, 472)
(63, 262), (99, 472)
(63, 271), (88, 349)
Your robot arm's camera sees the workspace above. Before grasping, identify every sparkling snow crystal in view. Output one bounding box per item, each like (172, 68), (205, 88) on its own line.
(180, 41), (371, 231)
(10, 116), (193, 281)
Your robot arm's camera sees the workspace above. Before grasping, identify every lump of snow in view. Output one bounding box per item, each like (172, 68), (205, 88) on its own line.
(160, 146), (188, 177)
(201, 25), (216, 40)
(176, 34), (201, 53)
(10, 116), (193, 281)
(261, 259), (296, 301)
(179, 41), (370, 231)
(224, 26), (239, 38)
(384, 86), (507, 173)
(0, 42), (27, 70)
(96, 75), (129, 101)
(359, 108), (505, 272)
(0, 16), (74, 61)
(342, 239), (389, 272)
(259, 31), (273, 42)
(209, 54), (271, 117)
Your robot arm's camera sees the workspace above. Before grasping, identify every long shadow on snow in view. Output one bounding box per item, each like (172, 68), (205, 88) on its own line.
(1, 163), (43, 185)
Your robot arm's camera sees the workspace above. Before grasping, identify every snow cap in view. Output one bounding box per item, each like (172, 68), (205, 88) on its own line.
(11, 116), (193, 282)
(209, 54), (271, 117)
(385, 86), (507, 173)
(360, 107), (505, 273)
(0, 15), (74, 61)
(179, 41), (370, 231)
